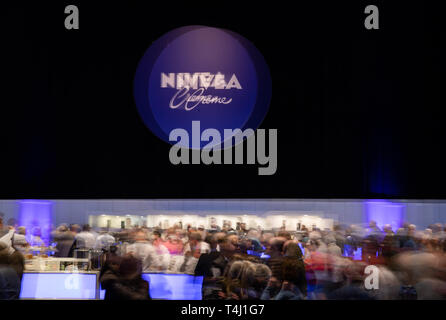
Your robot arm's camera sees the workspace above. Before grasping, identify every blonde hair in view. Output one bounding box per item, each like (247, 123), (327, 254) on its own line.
(224, 260), (257, 298)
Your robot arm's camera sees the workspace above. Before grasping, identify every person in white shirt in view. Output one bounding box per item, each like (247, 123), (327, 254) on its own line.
(182, 231), (210, 273)
(126, 230), (160, 271)
(325, 235), (342, 257)
(197, 225), (207, 242)
(75, 224), (96, 249)
(13, 227), (29, 254)
(0, 229), (15, 255)
(94, 228), (115, 250)
(183, 232), (211, 256)
(151, 231), (170, 271)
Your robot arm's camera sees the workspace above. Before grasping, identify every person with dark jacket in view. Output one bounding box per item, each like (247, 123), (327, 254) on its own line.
(52, 225), (75, 257)
(0, 251), (20, 300)
(261, 241), (307, 300)
(194, 248), (223, 278)
(0, 231), (22, 299)
(100, 253), (150, 300)
(195, 235), (235, 300)
(265, 237), (285, 280)
(282, 242), (307, 296)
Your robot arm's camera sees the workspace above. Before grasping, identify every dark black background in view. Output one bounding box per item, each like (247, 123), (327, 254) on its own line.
(4, 299), (445, 318)
(1, 1), (445, 199)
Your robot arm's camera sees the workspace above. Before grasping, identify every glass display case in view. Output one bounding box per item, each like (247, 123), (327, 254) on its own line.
(25, 257), (90, 272)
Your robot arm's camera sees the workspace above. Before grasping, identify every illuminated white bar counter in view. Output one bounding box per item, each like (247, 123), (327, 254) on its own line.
(20, 270), (203, 300)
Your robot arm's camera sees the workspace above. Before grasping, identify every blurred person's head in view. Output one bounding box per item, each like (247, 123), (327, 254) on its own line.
(167, 232), (180, 242)
(227, 234), (239, 246)
(309, 230), (322, 241)
(408, 224), (416, 236)
(219, 238), (236, 258)
(70, 224), (81, 234)
(324, 235), (336, 245)
(82, 224), (91, 232)
(260, 232), (274, 245)
(188, 232), (202, 247)
(247, 229), (260, 240)
(152, 230), (161, 240)
(238, 238), (252, 254)
(267, 237), (285, 256)
(205, 234), (217, 249)
(284, 241), (303, 259)
(227, 260), (244, 281)
(277, 231), (291, 240)
(240, 261), (256, 289)
(17, 226), (26, 235)
(197, 225), (207, 240)
(214, 232), (227, 243)
(227, 260), (255, 287)
(383, 224), (393, 234)
(134, 230), (148, 242)
(254, 263), (272, 287)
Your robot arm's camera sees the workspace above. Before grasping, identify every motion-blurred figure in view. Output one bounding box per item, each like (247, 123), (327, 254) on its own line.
(182, 231), (210, 273)
(100, 254), (150, 300)
(0, 229), (25, 298)
(126, 230), (159, 271)
(52, 224), (75, 257)
(95, 228), (115, 251)
(0, 250), (20, 300)
(13, 227), (29, 254)
(75, 224), (96, 249)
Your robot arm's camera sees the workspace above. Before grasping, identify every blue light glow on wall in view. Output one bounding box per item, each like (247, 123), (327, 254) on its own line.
(364, 199), (405, 232)
(17, 200), (53, 246)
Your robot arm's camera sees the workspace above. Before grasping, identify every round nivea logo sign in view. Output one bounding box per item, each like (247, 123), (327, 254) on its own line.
(134, 26), (272, 149)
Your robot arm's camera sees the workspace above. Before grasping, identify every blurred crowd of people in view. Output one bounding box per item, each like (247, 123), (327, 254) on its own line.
(2, 214), (446, 300)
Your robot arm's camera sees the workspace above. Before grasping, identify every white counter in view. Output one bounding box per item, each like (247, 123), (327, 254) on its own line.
(20, 271), (203, 300)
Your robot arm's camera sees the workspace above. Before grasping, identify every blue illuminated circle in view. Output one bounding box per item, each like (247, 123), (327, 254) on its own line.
(134, 26), (272, 149)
